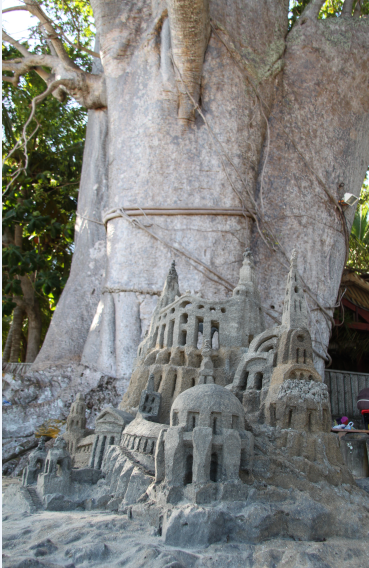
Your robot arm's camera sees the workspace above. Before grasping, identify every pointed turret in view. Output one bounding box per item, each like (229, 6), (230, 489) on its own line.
(264, 251), (324, 430)
(232, 249), (265, 344)
(66, 392), (86, 432)
(159, 260), (181, 309)
(281, 250), (308, 330)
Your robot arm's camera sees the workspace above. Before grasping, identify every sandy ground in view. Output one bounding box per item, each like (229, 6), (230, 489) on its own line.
(2, 478), (369, 568)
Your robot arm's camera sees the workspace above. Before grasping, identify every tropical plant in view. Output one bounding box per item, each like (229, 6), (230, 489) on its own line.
(2, 37), (89, 362)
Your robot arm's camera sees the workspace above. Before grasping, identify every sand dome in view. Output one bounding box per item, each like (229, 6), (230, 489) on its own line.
(170, 383), (245, 431)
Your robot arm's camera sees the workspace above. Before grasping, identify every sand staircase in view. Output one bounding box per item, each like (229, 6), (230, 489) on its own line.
(25, 486), (44, 510)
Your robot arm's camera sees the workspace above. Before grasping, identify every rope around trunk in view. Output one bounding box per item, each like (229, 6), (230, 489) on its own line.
(102, 206), (251, 222)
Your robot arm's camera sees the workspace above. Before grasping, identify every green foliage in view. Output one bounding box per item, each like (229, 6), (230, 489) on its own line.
(2, 0), (97, 358)
(2, 40), (88, 355)
(319, 0), (369, 17)
(27, 0), (95, 71)
(346, 174), (369, 274)
(319, 0), (345, 18)
(288, 0), (369, 29)
(289, 0), (311, 28)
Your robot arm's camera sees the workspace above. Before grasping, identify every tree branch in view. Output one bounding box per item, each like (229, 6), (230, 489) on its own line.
(39, 23), (58, 57)
(6, 78), (71, 158)
(38, 20), (100, 58)
(4, 295), (27, 310)
(2, 75), (18, 85)
(57, 30), (100, 59)
(2, 49), (106, 108)
(23, 0), (78, 69)
(2, 31), (93, 103)
(2, 9), (106, 195)
(2, 30), (31, 57)
(2, 30), (52, 82)
(3, 5), (100, 58)
(3, 70), (106, 193)
(342, 0), (355, 15)
(3, 79), (71, 196)
(2, 6), (29, 13)
(300, 0), (326, 20)
(2, 53), (57, 87)
(3, 54), (57, 71)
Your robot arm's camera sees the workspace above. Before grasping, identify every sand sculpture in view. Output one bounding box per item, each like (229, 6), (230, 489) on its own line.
(19, 251), (368, 546)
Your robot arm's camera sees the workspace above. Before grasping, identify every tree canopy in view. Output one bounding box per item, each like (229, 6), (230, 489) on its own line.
(2, 0), (94, 361)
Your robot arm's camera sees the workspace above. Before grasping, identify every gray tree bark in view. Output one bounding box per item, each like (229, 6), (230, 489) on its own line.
(10, 202), (43, 363)
(20, 275), (42, 363)
(32, 48), (109, 369)
(3, 322), (13, 362)
(30, 0), (368, 384)
(9, 305), (24, 363)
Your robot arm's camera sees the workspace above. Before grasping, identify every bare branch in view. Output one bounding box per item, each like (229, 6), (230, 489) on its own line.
(23, 0), (78, 68)
(38, 21), (100, 59)
(3, 78), (68, 169)
(2, 75), (17, 84)
(3, 5), (100, 59)
(39, 23), (58, 57)
(2, 53), (57, 87)
(3, 68), (106, 193)
(2, 30), (97, 104)
(300, 0), (326, 20)
(2, 30), (52, 82)
(58, 31), (100, 58)
(2, 78), (75, 195)
(342, 0), (355, 15)
(2, 29), (31, 57)
(2, 6), (29, 13)
(3, 118), (40, 195)
(3, 54), (57, 69)
(2, 6), (106, 195)
(3, 47), (106, 107)
(3, 26), (106, 178)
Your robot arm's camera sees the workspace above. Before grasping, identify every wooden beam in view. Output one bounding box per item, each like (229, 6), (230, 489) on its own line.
(342, 298), (369, 323)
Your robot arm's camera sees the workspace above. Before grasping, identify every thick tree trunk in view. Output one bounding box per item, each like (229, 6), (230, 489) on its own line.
(12, 212), (43, 362)
(10, 274), (43, 363)
(20, 275), (42, 362)
(24, 304), (41, 362)
(9, 305), (24, 363)
(33, 106), (108, 369)
(33, 0), (369, 383)
(32, 46), (108, 370)
(3, 321), (13, 362)
(253, 13), (369, 374)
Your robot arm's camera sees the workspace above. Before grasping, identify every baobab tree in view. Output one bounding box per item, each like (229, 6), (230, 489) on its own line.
(3, 0), (369, 388)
